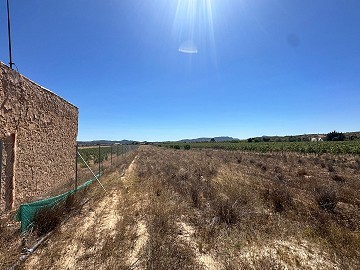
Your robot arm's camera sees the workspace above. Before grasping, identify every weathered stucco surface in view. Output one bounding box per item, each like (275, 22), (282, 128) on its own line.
(0, 62), (78, 210)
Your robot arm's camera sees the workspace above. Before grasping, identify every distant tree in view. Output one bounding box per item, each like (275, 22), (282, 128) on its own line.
(247, 138), (253, 142)
(326, 131), (345, 141)
(262, 136), (270, 142)
(210, 138), (216, 142)
(288, 136), (296, 142)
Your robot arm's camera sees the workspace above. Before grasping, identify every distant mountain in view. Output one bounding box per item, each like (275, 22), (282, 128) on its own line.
(178, 136), (239, 143)
(247, 131), (360, 142)
(77, 140), (138, 146)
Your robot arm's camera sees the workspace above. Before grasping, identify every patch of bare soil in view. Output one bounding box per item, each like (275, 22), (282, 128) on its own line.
(24, 156), (140, 270)
(122, 156), (150, 270)
(239, 239), (339, 269)
(56, 189), (122, 269)
(25, 181), (123, 269)
(126, 220), (148, 269)
(177, 221), (224, 270)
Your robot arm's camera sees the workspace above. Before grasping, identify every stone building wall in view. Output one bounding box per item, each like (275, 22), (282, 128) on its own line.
(0, 62), (78, 210)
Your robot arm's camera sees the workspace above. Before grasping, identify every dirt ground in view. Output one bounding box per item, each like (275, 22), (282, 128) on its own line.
(23, 158), (141, 270)
(4, 146), (359, 269)
(18, 152), (224, 270)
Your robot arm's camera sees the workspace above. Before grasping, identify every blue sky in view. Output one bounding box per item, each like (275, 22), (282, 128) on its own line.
(1, 0), (359, 141)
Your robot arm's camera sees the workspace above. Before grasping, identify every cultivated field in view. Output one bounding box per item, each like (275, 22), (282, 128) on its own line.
(163, 140), (360, 155)
(1, 145), (360, 269)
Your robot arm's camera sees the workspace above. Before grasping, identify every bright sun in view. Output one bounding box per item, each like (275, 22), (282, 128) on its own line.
(173, 0), (215, 54)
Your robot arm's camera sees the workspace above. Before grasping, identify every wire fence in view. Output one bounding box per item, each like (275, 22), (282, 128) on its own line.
(75, 144), (138, 189)
(0, 142), (138, 213)
(39, 143), (139, 202)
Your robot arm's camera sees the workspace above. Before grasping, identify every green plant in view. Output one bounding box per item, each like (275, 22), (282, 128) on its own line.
(326, 131), (345, 141)
(162, 141), (360, 155)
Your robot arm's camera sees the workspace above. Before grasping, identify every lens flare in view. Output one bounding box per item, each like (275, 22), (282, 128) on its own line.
(173, 0), (216, 57)
(179, 40), (198, 54)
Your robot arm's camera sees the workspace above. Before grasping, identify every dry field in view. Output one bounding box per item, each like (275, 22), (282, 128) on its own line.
(1, 145), (360, 269)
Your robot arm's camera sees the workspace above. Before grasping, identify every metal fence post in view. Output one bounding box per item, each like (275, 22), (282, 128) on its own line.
(116, 144), (119, 166)
(98, 144), (101, 178)
(111, 144), (113, 167)
(75, 143), (78, 191)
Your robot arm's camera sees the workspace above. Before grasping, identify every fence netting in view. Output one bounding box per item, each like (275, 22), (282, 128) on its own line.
(15, 173), (100, 233)
(14, 143), (138, 233)
(76, 144), (137, 187)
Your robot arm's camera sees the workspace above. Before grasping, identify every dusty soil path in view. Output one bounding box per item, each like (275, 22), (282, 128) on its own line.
(121, 156), (149, 270)
(24, 156), (141, 270)
(23, 151), (224, 270)
(177, 221), (224, 270)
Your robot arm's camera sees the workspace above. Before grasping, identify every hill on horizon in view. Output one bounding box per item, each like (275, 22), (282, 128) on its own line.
(77, 140), (138, 146)
(178, 136), (239, 143)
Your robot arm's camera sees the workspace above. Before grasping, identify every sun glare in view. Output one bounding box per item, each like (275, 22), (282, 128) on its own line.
(173, 0), (215, 55)
(179, 40), (198, 53)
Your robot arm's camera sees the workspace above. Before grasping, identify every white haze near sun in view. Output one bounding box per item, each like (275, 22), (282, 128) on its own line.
(179, 40), (198, 53)
(174, 0), (215, 55)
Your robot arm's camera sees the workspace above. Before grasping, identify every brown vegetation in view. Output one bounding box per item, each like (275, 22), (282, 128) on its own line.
(130, 146), (360, 269)
(1, 146), (360, 269)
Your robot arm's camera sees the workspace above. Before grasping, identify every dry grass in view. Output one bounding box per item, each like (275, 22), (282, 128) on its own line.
(131, 146), (360, 269)
(0, 212), (21, 269)
(144, 193), (199, 270)
(2, 146), (360, 269)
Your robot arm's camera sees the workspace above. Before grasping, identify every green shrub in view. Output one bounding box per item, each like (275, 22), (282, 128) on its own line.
(184, 145), (191, 150)
(326, 131), (345, 141)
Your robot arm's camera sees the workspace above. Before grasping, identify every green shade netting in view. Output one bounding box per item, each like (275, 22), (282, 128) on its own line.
(15, 174), (101, 233)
